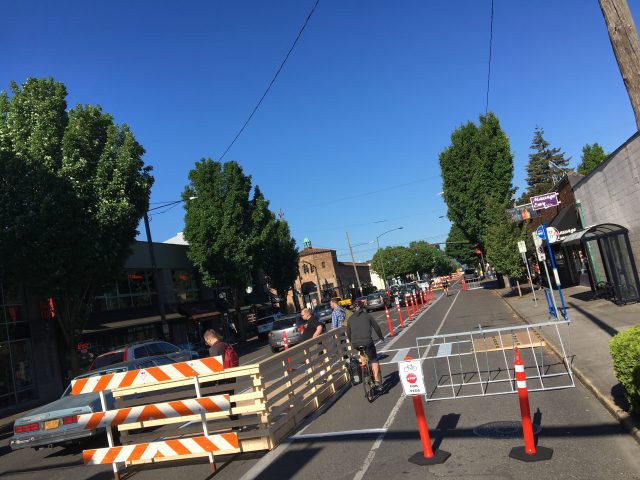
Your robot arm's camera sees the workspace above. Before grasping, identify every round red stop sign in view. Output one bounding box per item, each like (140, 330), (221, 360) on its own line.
(406, 372), (417, 384)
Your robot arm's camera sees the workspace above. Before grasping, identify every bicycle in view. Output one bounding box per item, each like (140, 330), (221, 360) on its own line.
(357, 345), (382, 402)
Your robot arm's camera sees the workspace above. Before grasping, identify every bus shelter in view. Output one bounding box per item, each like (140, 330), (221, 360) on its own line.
(562, 223), (640, 305)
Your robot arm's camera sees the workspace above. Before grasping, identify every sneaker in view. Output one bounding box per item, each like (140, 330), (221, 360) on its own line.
(374, 381), (382, 391)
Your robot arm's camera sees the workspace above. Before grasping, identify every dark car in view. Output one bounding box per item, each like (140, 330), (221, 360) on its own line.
(464, 268), (478, 281)
(268, 314), (304, 353)
(354, 296), (368, 309)
(11, 356), (175, 450)
(365, 293), (386, 312)
(313, 303), (332, 324)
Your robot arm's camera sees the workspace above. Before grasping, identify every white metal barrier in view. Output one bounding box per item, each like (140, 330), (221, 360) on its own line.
(415, 321), (574, 402)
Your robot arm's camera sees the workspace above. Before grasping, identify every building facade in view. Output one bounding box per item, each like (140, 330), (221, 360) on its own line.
(293, 239), (372, 308)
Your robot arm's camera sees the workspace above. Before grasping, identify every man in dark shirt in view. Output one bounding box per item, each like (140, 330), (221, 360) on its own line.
(346, 304), (384, 388)
(300, 308), (324, 341)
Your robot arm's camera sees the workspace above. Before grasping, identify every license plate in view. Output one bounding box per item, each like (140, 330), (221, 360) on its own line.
(44, 419), (61, 430)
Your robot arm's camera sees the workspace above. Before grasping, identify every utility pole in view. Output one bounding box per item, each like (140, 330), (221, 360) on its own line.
(143, 212), (169, 340)
(599, 0), (640, 130)
(345, 231), (363, 297)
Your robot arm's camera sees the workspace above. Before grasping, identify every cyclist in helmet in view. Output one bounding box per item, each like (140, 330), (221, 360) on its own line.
(346, 302), (385, 389)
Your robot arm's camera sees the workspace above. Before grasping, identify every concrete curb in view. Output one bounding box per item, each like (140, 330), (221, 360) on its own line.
(498, 292), (640, 446)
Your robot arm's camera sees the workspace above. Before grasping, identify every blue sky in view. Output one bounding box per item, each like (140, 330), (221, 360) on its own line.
(4, 0), (639, 262)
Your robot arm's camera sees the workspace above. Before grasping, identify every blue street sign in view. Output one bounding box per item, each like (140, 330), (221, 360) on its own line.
(536, 225), (547, 240)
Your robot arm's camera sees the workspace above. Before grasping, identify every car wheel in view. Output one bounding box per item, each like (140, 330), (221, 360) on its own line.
(271, 346), (280, 353)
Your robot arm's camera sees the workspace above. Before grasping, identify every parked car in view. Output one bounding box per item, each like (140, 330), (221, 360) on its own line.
(255, 314), (277, 340)
(268, 314), (303, 353)
(88, 341), (192, 371)
(11, 356), (175, 451)
(365, 293), (386, 312)
(313, 303), (333, 324)
(177, 342), (208, 359)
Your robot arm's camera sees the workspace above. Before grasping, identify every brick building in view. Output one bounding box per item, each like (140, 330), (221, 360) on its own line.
(292, 238), (372, 308)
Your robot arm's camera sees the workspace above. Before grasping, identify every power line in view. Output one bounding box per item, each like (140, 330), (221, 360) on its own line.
(485, 0), (495, 115)
(219, 0), (321, 160)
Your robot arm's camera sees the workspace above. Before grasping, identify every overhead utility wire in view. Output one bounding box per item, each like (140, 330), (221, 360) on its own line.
(485, 0), (495, 115)
(219, 0), (321, 160)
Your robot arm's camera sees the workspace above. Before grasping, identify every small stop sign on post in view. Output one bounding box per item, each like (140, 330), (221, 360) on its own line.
(407, 372), (417, 384)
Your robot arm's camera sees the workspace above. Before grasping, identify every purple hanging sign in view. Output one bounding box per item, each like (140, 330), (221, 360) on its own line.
(530, 192), (559, 210)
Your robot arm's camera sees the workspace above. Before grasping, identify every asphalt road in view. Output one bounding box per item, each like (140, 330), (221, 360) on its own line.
(2, 284), (640, 479)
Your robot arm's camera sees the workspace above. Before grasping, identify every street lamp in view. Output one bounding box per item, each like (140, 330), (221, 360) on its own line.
(143, 196), (197, 340)
(375, 227), (403, 289)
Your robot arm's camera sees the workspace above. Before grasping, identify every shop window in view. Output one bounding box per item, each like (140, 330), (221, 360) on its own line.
(321, 261), (326, 269)
(172, 270), (200, 303)
(93, 270), (156, 312)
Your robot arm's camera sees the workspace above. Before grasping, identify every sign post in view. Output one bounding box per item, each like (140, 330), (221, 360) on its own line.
(534, 228), (559, 319)
(541, 223), (568, 320)
(518, 241), (537, 307)
(399, 357), (450, 466)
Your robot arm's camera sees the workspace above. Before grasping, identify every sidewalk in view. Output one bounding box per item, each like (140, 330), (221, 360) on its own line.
(499, 283), (640, 442)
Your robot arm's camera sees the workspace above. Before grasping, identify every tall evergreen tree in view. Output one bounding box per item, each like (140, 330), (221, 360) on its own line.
(263, 220), (299, 313)
(439, 112), (514, 249)
(577, 142), (607, 175)
(521, 127), (571, 201)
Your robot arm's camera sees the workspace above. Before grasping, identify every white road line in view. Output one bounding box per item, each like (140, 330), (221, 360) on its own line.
(352, 291), (455, 480)
(290, 428), (387, 441)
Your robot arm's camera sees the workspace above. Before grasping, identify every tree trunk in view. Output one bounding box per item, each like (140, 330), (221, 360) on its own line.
(599, 0), (640, 130)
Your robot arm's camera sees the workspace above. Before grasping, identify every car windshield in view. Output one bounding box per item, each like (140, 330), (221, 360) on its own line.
(314, 305), (331, 314)
(92, 351), (125, 370)
(464, 269), (476, 275)
(367, 294), (380, 300)
(273, 316), (299, 329)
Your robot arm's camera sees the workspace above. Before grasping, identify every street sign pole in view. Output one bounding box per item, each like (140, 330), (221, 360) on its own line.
(535, 226), (559, 319)
(521, 251), (538, 307)
(541, 223), (568, 320)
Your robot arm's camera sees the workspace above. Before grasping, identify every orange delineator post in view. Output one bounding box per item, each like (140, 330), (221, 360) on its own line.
(411, 295), (417, 316)
(405, 297), (413, 322)
(420, 290), (425, 309)
(397, 304), (405, 328)
(404, 355), (450, 466)
(384, 304), (395, 337)
(509, 347), (553, 462)
(283, 330), (292, 371)
(412, 293), (419, 312)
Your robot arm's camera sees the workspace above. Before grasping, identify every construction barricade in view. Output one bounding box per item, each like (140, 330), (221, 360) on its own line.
(75, 328), (351, 478)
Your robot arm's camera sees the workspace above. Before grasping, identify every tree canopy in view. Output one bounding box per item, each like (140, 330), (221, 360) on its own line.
(263, 219), (299, 312)
(577, 142), (607, 176)
(370, 241), (456, 281)
(0, 78), (153, 370)
(439, 113), (514, 249)
(520, 127), (571, 202)
(483, 196), (524, 278)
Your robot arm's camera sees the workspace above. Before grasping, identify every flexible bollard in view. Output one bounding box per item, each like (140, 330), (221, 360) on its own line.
(420, 290), (426, 309)
(411, 295), (417, 316)
(384, 304), (394, 337)
(412, 293), (419, 312)
(283, 330), (292, 372)
(397, 304), (405, 328)
(405, 297), (413, 322)
(462, 278), (467, 291)
(509, 347), (553, 462)
(404, 356), (450, 466)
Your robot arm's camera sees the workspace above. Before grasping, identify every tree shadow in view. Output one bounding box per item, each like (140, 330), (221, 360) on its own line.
(611, 383), (631, 413)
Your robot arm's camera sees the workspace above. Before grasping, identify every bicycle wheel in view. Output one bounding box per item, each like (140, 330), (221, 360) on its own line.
(362, 366), (374, 402)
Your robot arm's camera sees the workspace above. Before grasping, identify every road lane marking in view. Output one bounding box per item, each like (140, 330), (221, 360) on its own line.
(352, 291), (456, 480)
(290, 428), (387, 441)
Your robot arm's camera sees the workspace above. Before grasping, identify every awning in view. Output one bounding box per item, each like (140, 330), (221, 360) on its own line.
(548, 205), (580, 242)
(561, 223), (629, 247)
(83, 312), (184, 334)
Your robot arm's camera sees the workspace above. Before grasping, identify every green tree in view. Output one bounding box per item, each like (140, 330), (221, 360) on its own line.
(520, 127), (571, 201)
(444, 224), (477, 266)
(483, 196), (523, 279)
(439, 113), (514, 250)
(263, 220), (299, 313)
(182, 160), (274, 338)
(370, 246), (416, 281)
(0, 78), (153, 373)
(577, 142), (607, 175)
(408, 241), (457, 276)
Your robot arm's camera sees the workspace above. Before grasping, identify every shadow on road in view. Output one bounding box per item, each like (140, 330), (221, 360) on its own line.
(432, 413), (460, 451)
(254, 447), (322, 480)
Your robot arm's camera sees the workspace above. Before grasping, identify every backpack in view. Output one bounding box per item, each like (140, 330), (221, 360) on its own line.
(223, 343), (239, 368)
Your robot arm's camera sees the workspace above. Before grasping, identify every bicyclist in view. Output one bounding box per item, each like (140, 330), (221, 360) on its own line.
(442, 276), (450, 296)
(345, 303), (385, 390)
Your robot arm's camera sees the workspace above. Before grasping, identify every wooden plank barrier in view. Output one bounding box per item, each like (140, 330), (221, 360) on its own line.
(76, 329), (352, 479)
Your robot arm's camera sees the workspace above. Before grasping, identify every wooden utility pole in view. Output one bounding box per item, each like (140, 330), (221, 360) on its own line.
(345, 231), (363, 297)
(599, 0), (640, 130)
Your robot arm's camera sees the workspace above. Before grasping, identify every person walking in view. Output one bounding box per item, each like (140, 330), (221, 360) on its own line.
(203, 329), (239, 421)
(329, 298), (346, 330)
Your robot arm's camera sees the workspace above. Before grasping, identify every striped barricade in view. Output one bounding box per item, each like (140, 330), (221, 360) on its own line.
(78, 394), (230, 430)
(71, 356), (224, 395)
(83, 433), (239, 465)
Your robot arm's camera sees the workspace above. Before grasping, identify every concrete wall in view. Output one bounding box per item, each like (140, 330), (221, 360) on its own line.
(573, 132), (640, 268)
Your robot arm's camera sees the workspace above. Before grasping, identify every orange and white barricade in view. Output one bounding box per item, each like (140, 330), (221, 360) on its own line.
(72, 356), (241, 479)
